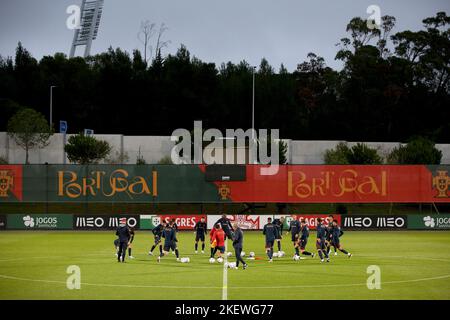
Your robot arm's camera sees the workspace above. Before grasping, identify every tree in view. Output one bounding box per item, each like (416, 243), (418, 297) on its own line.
(387, 137), (442, 164)
(136, 146), (146, 165)
(257, 135), (288, 164)
(377, 15), (396, 58)
(278, 140), (288, 164)
(7, 108), (52, 164)
(392, 12), (450, 93)
(347, 143), (383, 164)
(324, 142), (382, 164)
(154, 23), (170, 58)
(0, 13), (449, 143)
(64, 133), (111, 164)
(324, 142), (350, 164)
(157, 156), (173, 165)
(104, 149), (129, 164)
(138, 21), (170, 63)
(138, 20), (156, 63)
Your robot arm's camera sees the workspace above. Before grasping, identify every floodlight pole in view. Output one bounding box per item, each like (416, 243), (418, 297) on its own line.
(70, 0), (87, 58)
(84, 0), (102, 57)
(252, 66), (257, 164)
(252, 66), (256, 141)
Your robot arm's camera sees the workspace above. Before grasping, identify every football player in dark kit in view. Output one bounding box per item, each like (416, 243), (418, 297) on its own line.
(171, 218), (179, 232)
(115, 222), (130, 262)
(316, 218), (330, 263)
(272, 216), (285, 253)
(326, 215), (338, 256)
(286, 215), (301, 257)
(148, 221), (166, 256)
(232, 222), (248, 269)
(169, 219), (179, 255)
(263, 217), (277, 262)
(299, 219), (315, 258)
(127, 227), (135, 259)
(330, 220), (352, 258)
(157, 223), (180, 262)
(194, 217), (207, 254)
(114, 238), (120, 257)
(215, 214), (234, 240)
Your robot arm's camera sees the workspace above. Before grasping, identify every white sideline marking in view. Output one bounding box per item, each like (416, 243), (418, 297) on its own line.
(1, 273), (449, 290)
(222, 241), (228, 300)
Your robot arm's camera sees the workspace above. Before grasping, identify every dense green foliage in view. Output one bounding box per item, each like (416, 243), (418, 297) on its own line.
(387, 137), (443, 164)
(64, 133), (111, 164)
(0, 13), (448, 143)
(347, 143), (383, 164)
(324, 142), (351, 164)
(324, 142), (382, 164)
(6, 108), (52, 164)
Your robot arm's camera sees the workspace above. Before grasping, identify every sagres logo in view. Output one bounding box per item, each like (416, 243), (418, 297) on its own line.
(432, 170), (449, 198)
(0, 165), (23, 200)
(423, 216), (435, 228)
(23, 215), (35, 228)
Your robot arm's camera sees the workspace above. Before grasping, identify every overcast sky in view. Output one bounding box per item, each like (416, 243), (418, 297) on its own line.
(0, 0), (449, 71)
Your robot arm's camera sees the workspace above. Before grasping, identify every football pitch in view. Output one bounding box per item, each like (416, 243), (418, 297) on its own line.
(0, 231), (449, 300)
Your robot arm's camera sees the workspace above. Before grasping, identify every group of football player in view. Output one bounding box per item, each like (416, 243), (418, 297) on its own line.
(285, 214), (352, 263)
(114, 214), (351, 266)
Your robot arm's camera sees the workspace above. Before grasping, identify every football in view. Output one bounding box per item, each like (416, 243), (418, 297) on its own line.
(217, 257), (224, 263)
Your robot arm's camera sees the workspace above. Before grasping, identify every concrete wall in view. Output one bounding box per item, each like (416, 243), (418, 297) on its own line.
(1, 132), (449, 164)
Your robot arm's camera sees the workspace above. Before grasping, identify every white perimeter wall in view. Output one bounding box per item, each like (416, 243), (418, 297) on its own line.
(1, 132), (449, 164)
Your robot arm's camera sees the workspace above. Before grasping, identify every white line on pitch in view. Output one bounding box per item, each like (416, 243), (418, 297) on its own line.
(1, 274), (450, 290)
(222, 241), (228, 300)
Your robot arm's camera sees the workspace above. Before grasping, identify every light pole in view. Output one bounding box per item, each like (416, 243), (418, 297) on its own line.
(251, 66), (257, 164)
(252, 66), (256, 140)
(50, 85), (57, 128)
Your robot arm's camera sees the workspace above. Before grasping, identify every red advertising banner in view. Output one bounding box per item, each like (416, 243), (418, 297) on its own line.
(207, 165), (450, 203)
(3, 164), (450, 203)
(159, 215), (206, 230)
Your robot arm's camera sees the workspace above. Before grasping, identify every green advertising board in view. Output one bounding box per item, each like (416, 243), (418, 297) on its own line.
(0, 164), (220, 203)
(408, 214), (450, 230)
(139, 215), (162, 230)
(7, 214), (73, 230)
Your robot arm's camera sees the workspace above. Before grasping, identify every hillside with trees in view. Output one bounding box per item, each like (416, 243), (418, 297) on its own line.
(0, 12), (448, 142)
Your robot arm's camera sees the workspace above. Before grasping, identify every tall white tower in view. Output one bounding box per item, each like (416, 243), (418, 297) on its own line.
(69, 0), (104, 58)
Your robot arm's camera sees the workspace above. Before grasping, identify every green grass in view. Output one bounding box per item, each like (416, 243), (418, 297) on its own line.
(0, 231), (449, 300)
